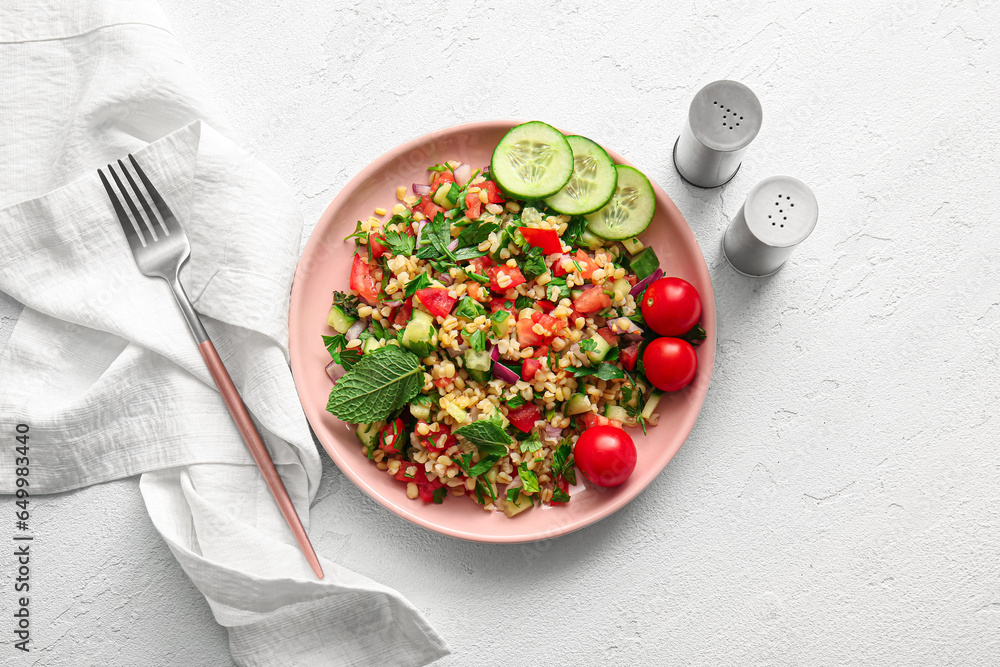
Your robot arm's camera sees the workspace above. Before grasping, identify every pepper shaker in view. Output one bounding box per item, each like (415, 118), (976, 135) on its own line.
(722, 175), (818, 276)
(673, 80), (763, 188)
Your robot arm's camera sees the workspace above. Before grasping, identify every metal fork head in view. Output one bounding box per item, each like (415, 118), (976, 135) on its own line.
(99, 155), (190, 281)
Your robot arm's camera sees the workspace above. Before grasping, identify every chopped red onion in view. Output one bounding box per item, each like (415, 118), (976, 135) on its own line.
(492, 359), (520, 384)
(415, 220), (427, 247)
(412, 183), (431, 196)
(629, 268), (664, 298)
(345, 319), (367, 341)
(453, 164), (472, 187)
(382, 299), (403, 308)
(446, 238), (459, 252)
(544, 425), (563, 440)
(578, 283), (597, 291)
(326, 360), (346, 383)
(490, 346), (499, 362)
(438, 273), (454, 286)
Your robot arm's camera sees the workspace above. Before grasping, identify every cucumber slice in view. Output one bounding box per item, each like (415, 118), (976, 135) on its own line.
(544, 135), (617, 215)
(409, 403), (431, 421)
(585, 165), (656, 240)
(356, 421), (384, 449)
(362, 337), (383, 354)
(604, 405), (629, 422)
(641, 390), (664, 420)
(327, 304), (357, 334)
(578, 229), (605, 249)
(491, 121), (574, 199)
(585, 334), (611, 363)
(565, 393), (592, 415)
(401, 310), (438, 357)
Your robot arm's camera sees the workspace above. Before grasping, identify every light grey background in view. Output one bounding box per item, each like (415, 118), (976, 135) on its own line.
(3, 0), (999, 664)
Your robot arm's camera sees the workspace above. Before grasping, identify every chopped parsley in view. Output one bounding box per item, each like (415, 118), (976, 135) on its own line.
(331, 291), (359, 317)
(580, 338), (597, 353)
(383, 229), (415, 256)
(468, 329), (486, 352)
(322, 334), (362, 369)
(404, 272), (432, 297)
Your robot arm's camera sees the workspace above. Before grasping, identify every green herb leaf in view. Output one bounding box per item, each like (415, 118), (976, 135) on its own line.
(452, 247), (487, 262)
(428, 163), (448, 173)
(454, 413), (512, 454)
(344, 220), (366, 243)
(520, 438), (543, 453)
(370, 319), (387, 341)
(514, 295), (533, 310)
(468, 454), (500, 477)
(383, 229), (415, 256)
(322, 334), (362, 369)
(520, 245), (547, 280)
(518, 463), (540, 494)
(680, 323), (707, 347)
(446, 182), (461, 205)
(580, 338), (597, 352)
(325, 346), (423, 422)
(468, 329), (486, 352)
(467, 271), (490, 284)
(456, 221), (498, 249)
(552, 441), (576, 485)
(332, 291), (360, 318)
(595, 363), (625, 380)
(432, 487), (448, 504)
(562, 217), (587, 248)
(545, 277), (567, 302)
(605, 346), (620, 362)
(507, 395), (526, 409)
(551, 486), (571, 503)
(506, 487), (523, 503)
(404, 272), (432, 297)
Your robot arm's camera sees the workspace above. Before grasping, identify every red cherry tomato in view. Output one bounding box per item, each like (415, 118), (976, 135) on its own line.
(640, 277), (702, 337)
(642, 337), (697, 391)
(574, 425), (636, 487)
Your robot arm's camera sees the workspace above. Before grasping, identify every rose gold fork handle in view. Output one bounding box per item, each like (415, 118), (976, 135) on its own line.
(197, 339), (324, 580)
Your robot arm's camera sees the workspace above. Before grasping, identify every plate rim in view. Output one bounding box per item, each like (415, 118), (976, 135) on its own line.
(289, 119), (716, 543)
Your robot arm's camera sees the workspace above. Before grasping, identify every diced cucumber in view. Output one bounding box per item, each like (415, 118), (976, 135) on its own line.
(362, 337), (382, 354)
(611, 278), (631, 298)
(454, 296), (486, 320)
(503, 490), (533, 517)
(491, 121), (574, 199)
(565, 393), (592, 415)
(543, 135), (618, 215)
(464, 349), (493, 384)
(401, 310), (437, 358)
(586, 334), (612, 363)
(585, 165), (656, 240)
(491, 311), (512, 338)
(621, 237), (644, 255)
(410, 403), (431, 421)
(578, 229), (605, 249)
(604, 405), (629, 422)
(570, 289), (584, 299)
(630, 247), (660, 280)
(432, 182), (458, 210)
(356, 421), (384, 449)
(445, 402), (469, 424)
(327, 304), (357, 334)
(641, 390), (664, 420)
(485, 467), (499, 484)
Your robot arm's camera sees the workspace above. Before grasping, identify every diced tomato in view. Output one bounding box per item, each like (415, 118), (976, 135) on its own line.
(573, 288), (612, 314)
(465, 191), (482, 221)
(532, 345), (549, 359)
(620, 342), (640, 372)
(516, 317), (545, 347)
(551, 476), (570, 505)
(394, 298), (413, 327)
(536, 300), (555, 313)
(487, 266), (525, 293)
(596, 327), (618, 347)
(416, 421), (456, 453)
(416, 198), (444, 221)
(430, 170), (454, 191)
(415, 288), (457, 318)
(507, 404), (541, 433)
(579, 413), (623, 430)
(479, 180), (504, 204)
(350, 253), (379, 303)
(378, 418), (405, 454)
(521, 358), (542, 382)
(491, 297), (515, 313)
(574, 250), (598, 279)
(468, 256), (494, 275)
(518, 227), (563, 255)
(552, 255), (570, 277)
(369, 234), (388, 260)
(433, 377), (452, 389)
(395, 461), (428, 484)
(530, 311), (562, 337)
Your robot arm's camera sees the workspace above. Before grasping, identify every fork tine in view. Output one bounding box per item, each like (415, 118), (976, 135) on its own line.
(109, 162), (158, 243)
(129, 154), (180, 235)
(118, 159), (167, 239)
(99, 168), (146, 251)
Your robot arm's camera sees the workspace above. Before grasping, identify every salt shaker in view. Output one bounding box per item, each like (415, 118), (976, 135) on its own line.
(722, 175), (818, 276)
(673, 80), (763, 188)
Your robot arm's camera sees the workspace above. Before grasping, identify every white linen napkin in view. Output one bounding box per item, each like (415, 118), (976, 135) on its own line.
(0, 2), (449, 665)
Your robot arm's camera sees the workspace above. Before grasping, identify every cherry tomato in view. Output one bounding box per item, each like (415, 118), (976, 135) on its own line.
(640, 277), (702, 337)
(579, 413), (623, 430)
(643, 337), (697, 392)
(574, 425), (636, 487)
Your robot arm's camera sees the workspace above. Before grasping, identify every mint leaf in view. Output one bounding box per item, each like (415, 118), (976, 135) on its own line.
(325, 346), (423, 422)
(520, 438), (543, 453)
(455, 413), (511, 454)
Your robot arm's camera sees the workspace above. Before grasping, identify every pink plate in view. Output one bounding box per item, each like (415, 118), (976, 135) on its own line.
(289, 120), (715, 543)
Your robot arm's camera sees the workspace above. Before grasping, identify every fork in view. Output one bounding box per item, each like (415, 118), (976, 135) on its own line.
(99, 155), (324, 580)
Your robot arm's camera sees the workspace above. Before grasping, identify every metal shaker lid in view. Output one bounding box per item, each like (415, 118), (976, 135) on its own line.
(723, 175), (818, 276)
(688, 80), (763, 153)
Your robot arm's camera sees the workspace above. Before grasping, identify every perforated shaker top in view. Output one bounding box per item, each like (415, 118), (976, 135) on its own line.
(744, 175), (818, 248)
(688, 80), (763, 152)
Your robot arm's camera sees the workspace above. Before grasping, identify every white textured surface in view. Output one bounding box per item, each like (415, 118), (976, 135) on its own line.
(3, 0), (999, 664)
